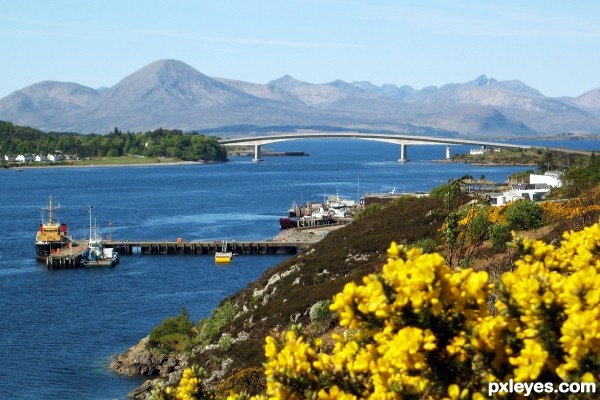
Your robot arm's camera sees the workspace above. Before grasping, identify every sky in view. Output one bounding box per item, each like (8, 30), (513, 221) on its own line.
(1, 0), (600, 99)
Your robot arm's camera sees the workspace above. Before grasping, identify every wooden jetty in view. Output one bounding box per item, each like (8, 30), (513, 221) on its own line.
(44, 239), (310, 269)
(45, 242), (87, 270)
(104, 240), (309, 256)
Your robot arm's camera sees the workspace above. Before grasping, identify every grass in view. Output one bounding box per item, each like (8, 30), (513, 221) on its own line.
(69, 155), (182, 166)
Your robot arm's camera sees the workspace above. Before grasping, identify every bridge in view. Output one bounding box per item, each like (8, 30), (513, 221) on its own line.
(219, 132), (537, 162)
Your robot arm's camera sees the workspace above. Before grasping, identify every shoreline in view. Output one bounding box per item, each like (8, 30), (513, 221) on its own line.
(3, 160), (208, 170)
(268, 224), (346, 243)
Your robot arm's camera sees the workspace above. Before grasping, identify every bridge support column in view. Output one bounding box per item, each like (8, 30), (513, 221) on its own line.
(398, 144), (408, 163)
(252, 144), (263, 162)
(446, 145), (451, 159)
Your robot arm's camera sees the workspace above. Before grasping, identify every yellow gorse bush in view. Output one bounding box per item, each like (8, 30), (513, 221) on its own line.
(221, 223), (600, 399)
(152, 366), (202, 400)
(541, 199), (600, 223)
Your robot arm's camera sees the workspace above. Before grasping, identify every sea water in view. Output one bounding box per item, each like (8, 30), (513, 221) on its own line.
(0, 138), (598, 399)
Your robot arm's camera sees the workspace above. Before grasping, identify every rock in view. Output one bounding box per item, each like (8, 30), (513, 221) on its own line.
(109, 336), (184, 377)
(127, 379), (155, 399)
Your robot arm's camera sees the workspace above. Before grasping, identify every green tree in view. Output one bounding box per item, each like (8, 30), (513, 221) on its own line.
(504, 199), (543, 230)
(429, 179), (461, 212)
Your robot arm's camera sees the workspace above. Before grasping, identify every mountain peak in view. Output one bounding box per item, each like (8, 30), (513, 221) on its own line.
(119, 59), (209, 86)
(267, 75), (307, 90)
(470, 74), (498, 87)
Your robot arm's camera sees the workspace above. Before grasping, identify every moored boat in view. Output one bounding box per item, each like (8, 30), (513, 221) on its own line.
(81, 206), (118, 268)
(288, 201), (299, 217)
(35, 195), (73, 260)
(215, 240), (233, 263)
(279, 217), (297, 229)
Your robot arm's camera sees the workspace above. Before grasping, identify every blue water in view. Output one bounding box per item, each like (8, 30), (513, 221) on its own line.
(1, 138), (598, 399)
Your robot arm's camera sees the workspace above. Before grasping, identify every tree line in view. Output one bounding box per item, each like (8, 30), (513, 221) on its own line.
(0, 121), (228, 162)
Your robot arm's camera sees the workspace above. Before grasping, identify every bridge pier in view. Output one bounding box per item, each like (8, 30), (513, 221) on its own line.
(252, 144), (263, 162)
(398, 144), (408, 163)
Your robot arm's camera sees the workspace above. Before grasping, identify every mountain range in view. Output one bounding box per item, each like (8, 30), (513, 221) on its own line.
(1, 59), (600, 137)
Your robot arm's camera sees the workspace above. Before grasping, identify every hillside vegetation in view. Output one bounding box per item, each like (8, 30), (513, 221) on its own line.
(123, 173), (600, 398)
(0, 121), (227, 163)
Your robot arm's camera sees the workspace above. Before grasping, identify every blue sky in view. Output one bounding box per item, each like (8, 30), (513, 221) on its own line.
(2, 0), (599, 99)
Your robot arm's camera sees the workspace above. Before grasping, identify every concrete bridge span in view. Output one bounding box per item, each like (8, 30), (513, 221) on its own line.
(219, 132), (536, 162)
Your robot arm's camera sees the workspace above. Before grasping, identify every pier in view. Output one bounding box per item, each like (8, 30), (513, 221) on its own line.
(104, 240), (308, 256)
(45, 242), (87, 270)
(44, 240), (308, 269)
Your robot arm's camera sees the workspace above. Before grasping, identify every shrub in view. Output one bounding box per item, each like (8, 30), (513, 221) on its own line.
(429, 179), (461, 211)
(441, 207), (490, 268)
(488, 222), (511, 251)
(223, 223), (600, 399)
(218, 333), (233, 351)
(504, 199), (543, 231)
(215, 367), (265, 399)
(309, 299), (332, 332)
(148, 307), (194, 351)
(196, 301), (237, 347)
(410, 237), (437, 253)
(150, 366), (208, 400)
(354, 203), (382, 221)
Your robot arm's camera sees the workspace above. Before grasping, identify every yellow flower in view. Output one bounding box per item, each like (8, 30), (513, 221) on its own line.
(509, 339), (547, 381)
(317, 385), (357, 400)
(226, 223), (600, 399)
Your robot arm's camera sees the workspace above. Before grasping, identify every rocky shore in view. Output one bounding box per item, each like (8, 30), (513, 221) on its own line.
(267, 224), (345, 243)
(109, 224), (345, 398)
(110, 336), (188, 398)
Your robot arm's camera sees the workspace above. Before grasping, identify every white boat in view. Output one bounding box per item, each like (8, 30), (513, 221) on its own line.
(327, 192), (356, 219)
(81, 206), (119, 268)
(215, 240), (233, 263)
(288, 201), (299, 217)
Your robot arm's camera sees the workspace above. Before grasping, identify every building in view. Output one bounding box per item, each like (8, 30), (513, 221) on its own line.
(469, 146), (502, 155)
(15, 154), (34, 162)
(529, 171), (562, 188)
(47, 154), (63, 162)
(490, 171), (562, 206)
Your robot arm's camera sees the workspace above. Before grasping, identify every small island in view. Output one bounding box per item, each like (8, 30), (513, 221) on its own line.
(446, 144), (589, 169)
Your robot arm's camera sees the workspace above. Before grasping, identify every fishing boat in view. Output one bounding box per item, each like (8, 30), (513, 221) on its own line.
(215, 240), (233, 263)
(279, 217), (297, 229)
(80, 206), (119, 268)
(35, 195), (73, 260)
(288, 201), (299, 217)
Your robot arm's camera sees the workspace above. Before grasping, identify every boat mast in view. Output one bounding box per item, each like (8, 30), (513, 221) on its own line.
(42, 195), (60, 224)
(88, 205), (93, 241)
(357, 174), (360, 204)
(48, 195), (54, 224)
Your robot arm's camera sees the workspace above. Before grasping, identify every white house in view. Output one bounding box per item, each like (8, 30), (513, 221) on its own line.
(15, 154), (34, 162)
(492, 188), (549, 206)
(491, 172), (560, 206)
(34, 154), (48, 162)
(469, 147), (489, 155)
(469, 146), (502, 155)
(529, 171), (562, 188)
(47, 154), (63, 162)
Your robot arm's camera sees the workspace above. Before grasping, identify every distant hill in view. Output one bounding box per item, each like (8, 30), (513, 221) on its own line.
(1, 59), (600, 137)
